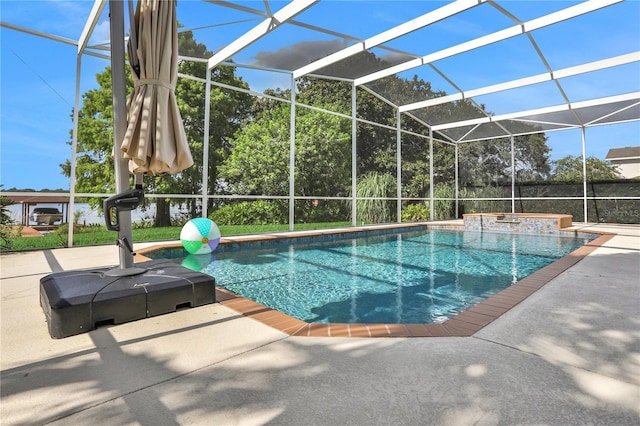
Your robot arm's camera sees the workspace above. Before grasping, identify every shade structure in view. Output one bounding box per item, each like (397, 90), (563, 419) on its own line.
(121, 0), (193, 176)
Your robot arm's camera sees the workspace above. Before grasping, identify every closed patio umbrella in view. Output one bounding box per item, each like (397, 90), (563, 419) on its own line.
(121, 0), (193, 176)
(105, 0), (193, 275)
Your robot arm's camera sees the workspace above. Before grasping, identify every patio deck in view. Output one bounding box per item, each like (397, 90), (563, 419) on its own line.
(1, 223), (638, 425)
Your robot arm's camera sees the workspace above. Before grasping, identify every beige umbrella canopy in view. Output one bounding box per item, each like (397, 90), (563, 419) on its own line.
(121, 0), (193, 176)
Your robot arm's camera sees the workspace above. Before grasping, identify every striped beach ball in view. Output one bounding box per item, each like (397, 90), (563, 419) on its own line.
(180, 218), (221, 255)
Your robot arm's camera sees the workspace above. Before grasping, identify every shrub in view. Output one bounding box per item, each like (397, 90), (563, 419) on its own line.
(402, 203), (430, 222)
(0, 191), (15, 250)
(354, 172), (397, 224)
(296, 200), (348, 224)
(432, 183), (455, 220)
(209, 200), (287, 225)
(459, 185), (507, 214)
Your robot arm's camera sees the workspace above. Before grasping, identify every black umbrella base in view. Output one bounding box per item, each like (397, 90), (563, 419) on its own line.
(40, 259), (216, 339)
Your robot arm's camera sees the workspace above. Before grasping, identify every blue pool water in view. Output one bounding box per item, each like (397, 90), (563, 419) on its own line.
(152, 229), (593, 324)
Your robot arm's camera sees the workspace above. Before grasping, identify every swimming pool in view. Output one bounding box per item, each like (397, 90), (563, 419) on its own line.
(149, 228), (594, 325)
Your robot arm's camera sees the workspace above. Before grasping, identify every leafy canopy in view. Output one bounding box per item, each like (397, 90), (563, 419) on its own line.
(61, 29), (251, 225)
(551, 155), (621, 181)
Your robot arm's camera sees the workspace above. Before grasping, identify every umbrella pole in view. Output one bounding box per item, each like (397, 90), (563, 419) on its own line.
(108, 0), (145, 276)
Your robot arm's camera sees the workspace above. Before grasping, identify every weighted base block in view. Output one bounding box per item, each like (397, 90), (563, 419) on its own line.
(40, 259), (216, 338)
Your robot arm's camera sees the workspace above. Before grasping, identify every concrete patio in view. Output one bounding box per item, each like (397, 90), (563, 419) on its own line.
(1, 223), (638, 425)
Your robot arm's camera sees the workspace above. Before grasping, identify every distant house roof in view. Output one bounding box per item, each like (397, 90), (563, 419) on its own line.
(606, 147), (640, 161)
(5, 195), (70, 204)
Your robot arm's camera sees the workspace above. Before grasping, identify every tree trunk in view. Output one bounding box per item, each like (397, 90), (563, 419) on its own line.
(155, 197), (171, 227)
(188, 199), (198, 218)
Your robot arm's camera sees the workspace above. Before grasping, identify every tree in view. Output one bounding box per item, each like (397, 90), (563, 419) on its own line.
(219, 50), (554, 221)
(218, 100), (352, 221)
(296, 69), (448, 179)
(218, 101), (291, 196)
(293, 53), (552, 196)
(0, 186), (16, 249)
(551, 155), (621, 181)
(457, 133), (551, 187)
(60, 68), (116, 199)
(61, 30), (251, 226)
(514, 133), (552, 181)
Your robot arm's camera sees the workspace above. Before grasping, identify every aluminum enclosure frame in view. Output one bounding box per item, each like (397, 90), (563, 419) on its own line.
(1, 0), (638, 244)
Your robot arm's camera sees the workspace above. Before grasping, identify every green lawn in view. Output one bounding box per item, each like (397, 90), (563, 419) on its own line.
(2, 222), (351, 252)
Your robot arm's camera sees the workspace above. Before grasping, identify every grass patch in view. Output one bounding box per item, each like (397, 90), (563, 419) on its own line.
(2, 221), (352, 253)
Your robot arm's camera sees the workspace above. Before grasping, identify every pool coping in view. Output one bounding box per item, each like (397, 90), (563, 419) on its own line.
(136, 222), (615, 338)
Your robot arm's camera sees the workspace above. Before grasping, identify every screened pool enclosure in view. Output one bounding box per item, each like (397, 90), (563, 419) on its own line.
(2, 0), (639, 247)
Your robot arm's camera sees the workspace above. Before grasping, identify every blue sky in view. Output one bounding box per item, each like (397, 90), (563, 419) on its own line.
(1, 0), (639, 191)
